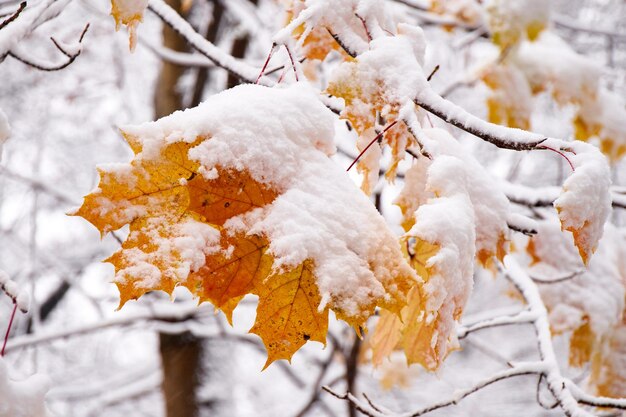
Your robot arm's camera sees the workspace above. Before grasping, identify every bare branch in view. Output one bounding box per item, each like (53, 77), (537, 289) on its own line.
(8, 22), (89, 71)
(294, 345), (337, 417)
(531, 270), (583, 284)
(553, 15), (626, 41)
(0, 1), (25, 31)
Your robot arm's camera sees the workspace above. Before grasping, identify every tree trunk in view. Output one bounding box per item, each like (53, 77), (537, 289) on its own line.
(154, 0), (188, 119)
(159, 332), (201, 417)
(154, 2), (201, 417)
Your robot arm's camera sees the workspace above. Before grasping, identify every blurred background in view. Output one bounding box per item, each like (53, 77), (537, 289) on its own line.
(1, 0), (625, 416)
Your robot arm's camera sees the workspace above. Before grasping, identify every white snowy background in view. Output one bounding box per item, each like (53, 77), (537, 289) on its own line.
(0, 0), (625, 416)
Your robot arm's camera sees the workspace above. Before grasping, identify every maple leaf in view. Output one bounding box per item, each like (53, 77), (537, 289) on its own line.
(74, 84), (418, 366)
(374, 153), (477, 370)
(482, 65), (532, 131)
(429, 0), (482, 30)
(250, 260), (328, 367)
(325, 26), (425, 193)
(591, 323), (626, 399)
(554, 142), (611, 265)
(485, 0), (549, 49)
(373, 128), (514, 370)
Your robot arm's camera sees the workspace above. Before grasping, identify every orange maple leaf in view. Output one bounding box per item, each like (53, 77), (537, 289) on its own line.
(74, 85), (419, 366)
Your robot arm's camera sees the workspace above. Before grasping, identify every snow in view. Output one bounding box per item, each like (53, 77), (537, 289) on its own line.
(484, 0), (550, 45)
(404, 155), (476, 365)
(275, 0), (373, 55)
(148, 0), (266, 84)
(114, 216), (221, 291)
(513, 32), (602, 104)
(0, 0), (72, 57)
(419, 128), (510, 259)
(0, 270), (30, 313)
(0, 108), (9, 159)
(554, 141), (612, 262)
(0, 357), (51, 417)
(120, 83), (418, 319)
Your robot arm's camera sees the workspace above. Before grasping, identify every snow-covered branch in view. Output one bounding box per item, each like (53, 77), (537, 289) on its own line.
(456, 309), (537, 339)
(3, 302), (206, 353)
(147, 0), (270, 85)
(0, 0), (73, 60)
(0, 270), (29, 313)
(503, 257), (595, 417)
(503, 181), (626, 211)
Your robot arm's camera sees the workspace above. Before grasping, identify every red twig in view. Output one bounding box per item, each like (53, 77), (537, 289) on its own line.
(356, 13), (372, 42)
(277, 66), (287, 84)
(1, 302), (18, 357)
(538, 146), (575, 172)
(256, 43), (276, 84)
(347, 121), (398, 172)
(283, 44), (299, 82)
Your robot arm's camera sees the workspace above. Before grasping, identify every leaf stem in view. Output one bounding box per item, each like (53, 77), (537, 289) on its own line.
(256, 43), (276, 84)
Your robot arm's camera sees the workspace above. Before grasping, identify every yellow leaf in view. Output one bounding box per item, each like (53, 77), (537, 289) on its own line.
(185, 233), (272, 323)
(75, 86), (419, 365)
(250, 261), (328, 368)
(371, 309), (403, 367)
(569, 318), (595, 368)
(188, 169), (279, 226)
(326, 63), (415, 191)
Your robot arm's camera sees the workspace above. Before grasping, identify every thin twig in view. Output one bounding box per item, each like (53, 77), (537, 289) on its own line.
(8, 22), (89, 71)
(426, 65), (440, 82)
(531, 270), (583, 284)
(1, 302), (18, 357)
(256, 43), (276, 84)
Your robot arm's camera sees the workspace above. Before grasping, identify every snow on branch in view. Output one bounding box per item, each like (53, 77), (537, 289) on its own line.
(0, 270), (29, 313)
(139, 37), (215, 68)
(503, 257), (596, 417)
(503, 181), (626, 211)
(414, 89), (548, 151)
(147, 0), (270, 85)
(3, 302), (206, 353)
(456, 309), (537, 339)
(0, 0), (73, 59)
